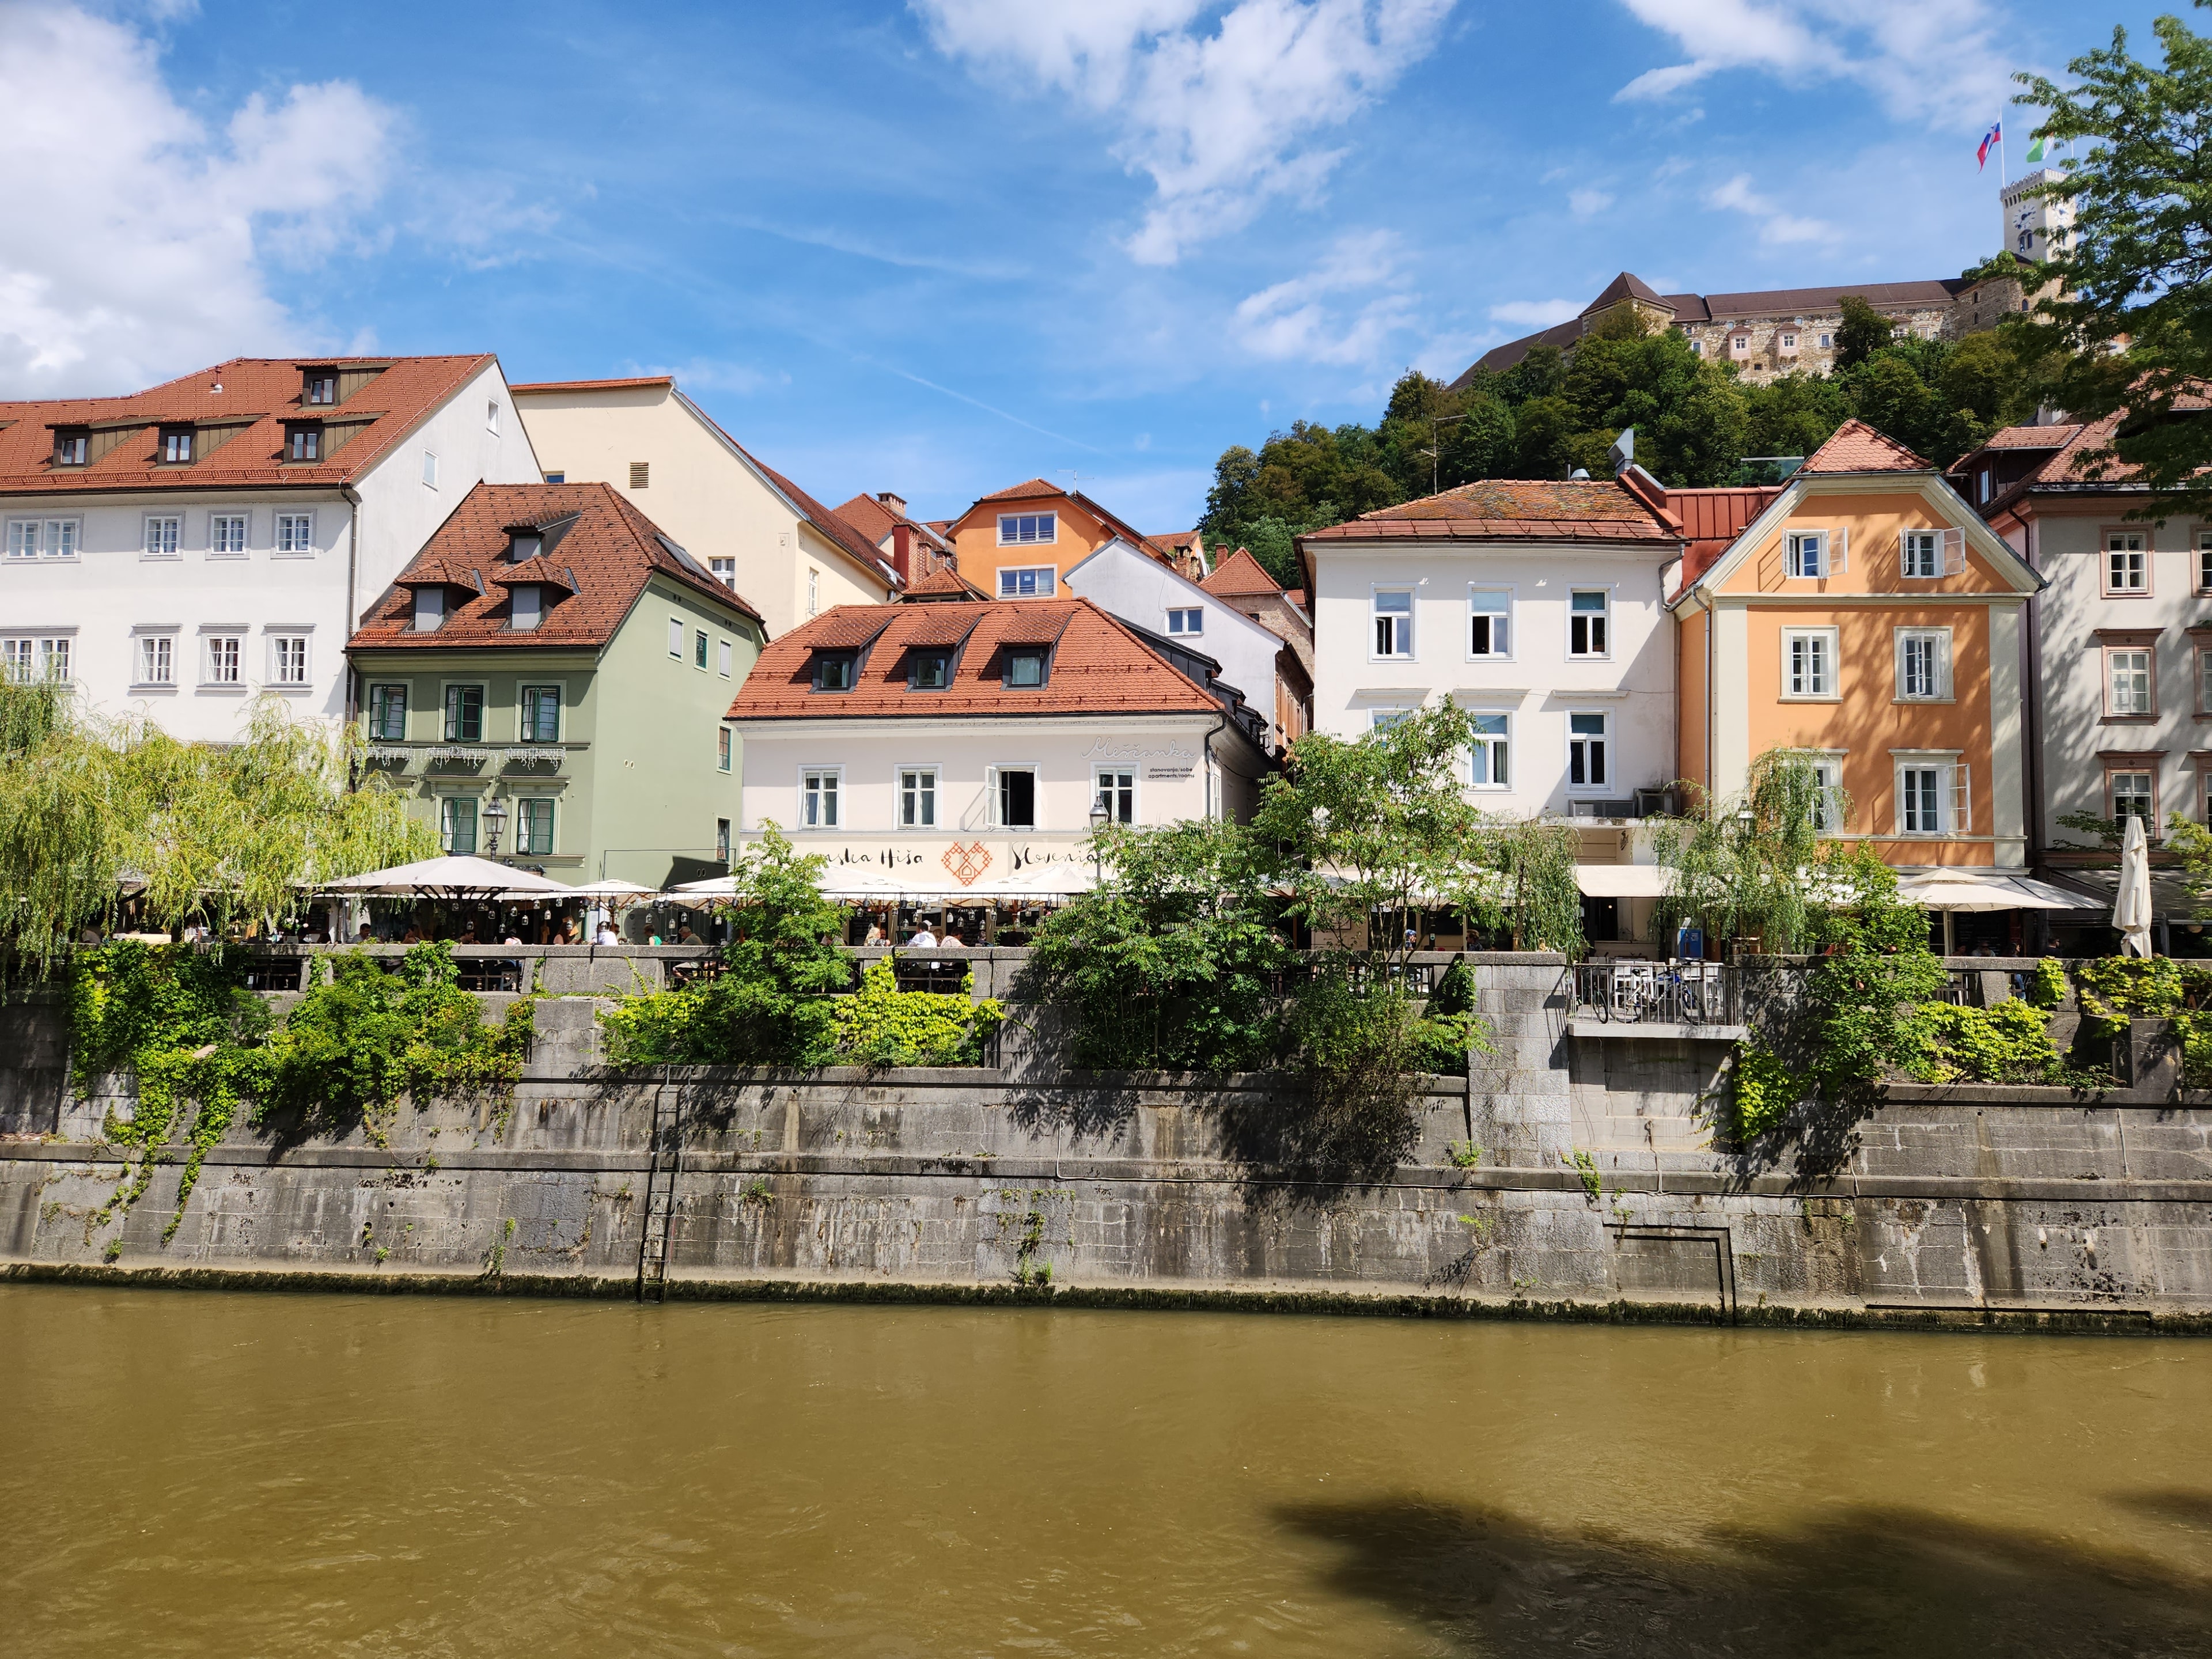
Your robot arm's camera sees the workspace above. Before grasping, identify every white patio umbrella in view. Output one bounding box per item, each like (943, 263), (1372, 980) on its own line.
(1896, 873), (2084, 912)
(2114, 814), (2155, 957)
(512, 877), (653, 902)
(320, 855), (569, 900)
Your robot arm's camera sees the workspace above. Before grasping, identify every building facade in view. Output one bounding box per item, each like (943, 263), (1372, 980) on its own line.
(1297, 476), (1685, 818)
(728, 597), (1269, 900)
(0, 356), (540, 740)
(941, 479), (1204, 602)
(1669, 422), (2041, 870)
(509, 377), (897, 637)
(346, 482), (764, 888)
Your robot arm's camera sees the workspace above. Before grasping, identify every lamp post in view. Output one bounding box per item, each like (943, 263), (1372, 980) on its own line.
(1088, 801), (1108, 886)
(483, 797), (509, 861)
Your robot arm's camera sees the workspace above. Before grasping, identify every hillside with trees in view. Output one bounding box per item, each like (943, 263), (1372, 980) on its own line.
(1200, 289), (2043, 586)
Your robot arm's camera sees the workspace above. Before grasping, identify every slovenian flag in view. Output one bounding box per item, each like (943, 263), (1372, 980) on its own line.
(1978, 121), (2001, 171)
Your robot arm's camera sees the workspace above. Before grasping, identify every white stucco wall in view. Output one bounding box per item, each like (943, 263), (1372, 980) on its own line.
(1062, 537), (1289, 746)
(1308, 539), (1676, 815)
(513, 384), (892, 638)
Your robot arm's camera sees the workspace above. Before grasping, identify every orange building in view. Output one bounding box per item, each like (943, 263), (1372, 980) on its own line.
(1667, 422), (2043, 870)
(943, 479), (1201, 599)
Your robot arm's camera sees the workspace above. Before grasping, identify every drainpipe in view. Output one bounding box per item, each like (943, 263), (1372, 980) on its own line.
(1203, 713), (1226, 820)
(342, 483), (363, 728)
(1703, 590), (1715, 801)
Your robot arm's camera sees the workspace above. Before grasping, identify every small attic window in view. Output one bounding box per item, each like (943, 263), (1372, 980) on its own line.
(1004, 647), (1048, 688)
(286, 424), (321, 463)
(304, 369), (337, 406)
(52, 431), (88, 466)
(510, 533), (543, 562)
(812, 650), (857, 692)
(160, 427), (193, 464)
(412, 588), (446, 633)
(510, 585), (543, 631)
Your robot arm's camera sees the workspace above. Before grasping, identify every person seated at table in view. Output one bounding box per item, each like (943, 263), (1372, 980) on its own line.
(594, 920), (619, 945)
(907, 921), (938, 949)
(863, 922), (885, 946)
(676, 923), (700, 945)
(937, 927), (965, 950)
(355, 923), (376, 944)
(456, 925), (478, 945)
(400, 926), (422, 944)
(555, 917), (579, 945)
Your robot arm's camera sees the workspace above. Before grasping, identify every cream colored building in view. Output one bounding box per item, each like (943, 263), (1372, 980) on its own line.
(510, 377), (896, 638)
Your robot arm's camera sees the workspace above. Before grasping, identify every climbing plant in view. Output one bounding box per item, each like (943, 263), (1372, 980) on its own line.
(834, 960), (1004, 1067)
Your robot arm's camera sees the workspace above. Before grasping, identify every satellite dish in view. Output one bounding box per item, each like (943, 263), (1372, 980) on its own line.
(1608, 426), (1635, 472)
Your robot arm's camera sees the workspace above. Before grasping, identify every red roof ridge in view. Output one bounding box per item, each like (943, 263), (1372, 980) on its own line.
(1200, 546), (1283, 596)
(509, 376), (674, 393)
(1800, 419), (1931, 474)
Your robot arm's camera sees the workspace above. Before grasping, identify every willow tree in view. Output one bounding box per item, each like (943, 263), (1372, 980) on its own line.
(1650, 750), (1834, 954)
(0, 691), (432, 967)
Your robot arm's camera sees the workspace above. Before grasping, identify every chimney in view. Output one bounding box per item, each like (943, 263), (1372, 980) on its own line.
(877, 491), (907, 515)
(891, 522), (912, 584)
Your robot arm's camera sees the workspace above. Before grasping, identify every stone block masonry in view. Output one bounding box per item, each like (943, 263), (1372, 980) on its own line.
(3, 962), (2210, 1332)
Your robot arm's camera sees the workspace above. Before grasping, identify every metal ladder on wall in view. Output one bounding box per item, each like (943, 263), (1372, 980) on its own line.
(636, 1065), (681, 1304)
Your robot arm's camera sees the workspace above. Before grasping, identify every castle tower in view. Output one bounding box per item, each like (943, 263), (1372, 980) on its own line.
(2002, 169), (2074, 264)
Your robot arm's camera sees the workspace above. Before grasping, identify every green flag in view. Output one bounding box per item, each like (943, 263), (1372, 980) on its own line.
(2026, 135), (2047, 164)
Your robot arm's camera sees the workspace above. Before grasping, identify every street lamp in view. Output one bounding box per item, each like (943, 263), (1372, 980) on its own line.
(482, 797), (509, 861)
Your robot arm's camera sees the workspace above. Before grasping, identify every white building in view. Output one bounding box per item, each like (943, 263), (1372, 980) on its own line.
(1062, 535), (1306, 753)
(728, 595), (1270, 909)
(0, 356), (541, 740)
(510, 376), (898, 638)
(1296, 475), (1685, 817)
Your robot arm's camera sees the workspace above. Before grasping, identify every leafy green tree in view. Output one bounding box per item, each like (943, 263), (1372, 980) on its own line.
(2010, 7), (2212, 516)
(1835, 294), (1899, 368)
(1744, 372), (1851, 459)
(1652, 749), (1834, 954)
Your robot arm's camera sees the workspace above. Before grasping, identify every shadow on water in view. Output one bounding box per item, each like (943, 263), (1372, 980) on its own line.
(1276, 1493), (2212, 1657)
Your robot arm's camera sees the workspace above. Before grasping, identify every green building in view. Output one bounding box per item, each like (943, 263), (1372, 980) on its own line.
(346, 481), (765, 887)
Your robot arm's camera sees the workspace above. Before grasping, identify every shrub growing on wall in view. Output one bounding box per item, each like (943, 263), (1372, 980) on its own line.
(834, 960), (1004, 1067)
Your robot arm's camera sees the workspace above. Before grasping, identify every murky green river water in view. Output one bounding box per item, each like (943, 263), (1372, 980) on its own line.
(3, 1287), (2208, 1657)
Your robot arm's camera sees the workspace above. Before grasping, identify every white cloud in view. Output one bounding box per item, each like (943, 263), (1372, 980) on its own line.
(1230, 229), (1415, 365)
(1567, 188), (1613, 218)
(1489, 298), (1581, 327)
(1613, 0), (2011, 131)
(912, 0), (1456, 264)
(0, 5), (396, 394)
(1707, 173), (1839, 245)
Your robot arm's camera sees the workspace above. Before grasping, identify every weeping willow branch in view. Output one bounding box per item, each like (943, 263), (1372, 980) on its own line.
(0, 693), (434, 968)
(1650, 750), (1835, 954)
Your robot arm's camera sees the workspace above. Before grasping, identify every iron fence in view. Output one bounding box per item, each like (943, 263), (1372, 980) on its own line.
(1565, 961), (1741, 1028)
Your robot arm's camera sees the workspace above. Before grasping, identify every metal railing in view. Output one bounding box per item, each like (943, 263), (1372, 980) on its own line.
(1565, 961), (1741, 1028)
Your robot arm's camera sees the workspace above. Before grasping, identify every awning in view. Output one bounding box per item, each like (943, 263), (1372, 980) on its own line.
(1895, 872), (2085, 912)
(1573, 863), (1673, 899)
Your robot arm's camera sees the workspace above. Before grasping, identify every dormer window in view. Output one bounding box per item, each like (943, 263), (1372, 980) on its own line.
(52, 431), (88, 467)
(910, 649), (952, 690)
(1004, 647), (1048, 688)
(813, 650), (857, 691)
(160, 427), (193, 464)
(304, 369), (337, 406)
(412, 587), (446, 633)
(286, 424), (321, 463)
(511, 533), (543, 563)
(510, 585), (543, 631)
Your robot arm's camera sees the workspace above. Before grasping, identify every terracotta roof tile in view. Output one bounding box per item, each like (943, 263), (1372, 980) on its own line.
(348, 482), (761, 654)
(729, 599), (1217, 721)
(1200, 546), (1285, 596)
(0, 355), (497, 494)
(805, 611), (897, 650)
(1583, 271), (1665, 313)
(1665, 486), (1784, 585)
(903, 563), (989, 600)
(976, 477), (1063, 503)
(1300, 477), (1680, 544)
(1800, 419), (1931, 474)
(899, 610), (984, 647)
(958, 480), (1177, 565)
(832, 491), (952, 553)
(1976, 423), (2082, 453)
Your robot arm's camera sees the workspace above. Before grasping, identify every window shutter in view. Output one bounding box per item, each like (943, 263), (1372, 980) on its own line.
(1938, 632), (1954, 699)
(984, 764), (999, 828)
(1950, 764), (1972, 834)
(1943, 527), (1967, 576)
(1831, 527), (1849, 574)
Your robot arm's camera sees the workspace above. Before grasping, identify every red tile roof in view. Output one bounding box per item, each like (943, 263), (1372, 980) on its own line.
(1666, 485), (1784, 585)
(833, 491), (952, 554)
(1200, 546), (1284, 596)
(751, 460), (895, 580)
(903, 563), (990, 600)
(347, 482), (761, 654)
(957, 479), (1177, 563)
(509, 376), (673, 393)
(1975, 423), (2082, 453)
(1800, 419), (1931, 474)
(0, 355), (497, 494)
(1300, 478), (1681, 543)
(729, 599), (1218, 721)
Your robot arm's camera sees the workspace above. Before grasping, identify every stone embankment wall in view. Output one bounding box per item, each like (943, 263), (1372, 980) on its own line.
(2, 952), (2208, 1331)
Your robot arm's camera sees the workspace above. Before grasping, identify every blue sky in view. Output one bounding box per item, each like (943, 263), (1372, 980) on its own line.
(0, 0), (2169, 531)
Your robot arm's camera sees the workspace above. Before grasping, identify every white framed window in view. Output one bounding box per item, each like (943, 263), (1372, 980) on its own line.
(1900, 528), (1965, 578)
(1896, 628), (1952, 700)
(54, 434), (87, 465)
(2106, 647), (2154, 716)
(1467, 588), (1512, 658)
(692, 630), (709, 671)
(1094, 767), (1135, 825)
(1469, 713), (1510, 787)
(998, 565), (1056, 599)
(1783, 628), (1839, 699)
(203, 634), (242, 686)
(161, 429), (193, 464)
(520, 685), (561, 743)
(1568, 589), (1610, 657)
(287, 426), (321, 462)
(718, 639), (733, 677)
(421, 450), (440, 488)
(2, 634), (70, 682)
(1817, 332), (1832, 348)
(998, 513), (1057, 546)
(710, 556), (737, 590)
(142, 515), (180, 559)
(368, 683), (408, 741)
(2105, 530), (2149, 594)
(210, 514), (248, 558)
(1896, 757), (1970, 835)
(2196, 529), (2212, 594)
(1567, 712), (1609, 792)
(443, 684), (485, 741)
(268, 634), (310, 686)
(486, 399), (501, 435)
(1786, 528), (1846, 577)
(718, 728), (733, 773)
(1809, 756), (1846, 831)
(807, 568), (820, 616)
(1166, 607), (1203, 635)
(801, 768), (840, 829)
(995, 766), (1039, 830)
(514, 798), (555, 856)
(1372, 589), (1414, 658)
(1779, 332), (1797, 350)
(275, 512), (315, 555)
(668, 617), (684, 657)
(439, 796), (478, 854)
(6, 518), (79, 560)
(900, 767), (938, 827)
(134, 633), (175, 687)
(0, 639), (28, 681)
(2109, 769), (2156, 827)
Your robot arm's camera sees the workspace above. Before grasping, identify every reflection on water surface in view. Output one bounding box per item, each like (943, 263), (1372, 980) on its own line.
(3, 1287), (2207, 1657)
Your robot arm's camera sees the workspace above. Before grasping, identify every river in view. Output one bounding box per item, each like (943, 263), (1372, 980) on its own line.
(3, 1286), (2207, 1657)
